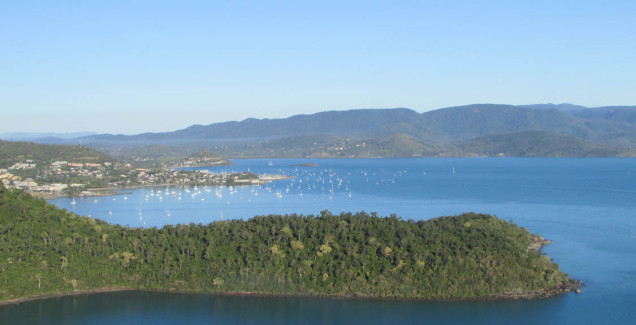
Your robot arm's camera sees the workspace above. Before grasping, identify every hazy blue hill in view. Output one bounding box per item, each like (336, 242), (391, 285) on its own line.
(187, 108), (427, 139)
(0, 132), (96, 141)
(216, 133), (446, 158)
(570, 106), (636, 125)
(520, 104), (636, 126)
(519, 103), (588, 112)
(343, 134), (446, 158)
(80, 108), (429, 143)
(421, 104), (588, 141)
(456, 131), (625, 157)
(224, 134), (344, 158)
(28, 104), (636, 158)
(421, 104), (636, 147)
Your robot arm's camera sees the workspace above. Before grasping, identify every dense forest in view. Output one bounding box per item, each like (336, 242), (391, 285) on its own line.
(0, 187), (578, 303)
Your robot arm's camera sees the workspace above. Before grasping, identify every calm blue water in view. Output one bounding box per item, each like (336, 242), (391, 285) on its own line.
(2, 158), (635, 324)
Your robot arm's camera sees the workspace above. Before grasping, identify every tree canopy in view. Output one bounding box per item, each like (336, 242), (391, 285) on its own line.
(0, 187), (577, 302)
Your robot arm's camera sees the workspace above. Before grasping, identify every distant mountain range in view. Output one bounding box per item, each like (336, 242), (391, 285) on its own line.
(9, 104), (636, 158)
(0, 132), (97, 140)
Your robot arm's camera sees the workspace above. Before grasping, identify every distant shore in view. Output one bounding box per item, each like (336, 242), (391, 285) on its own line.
(27, 174), (294, 199)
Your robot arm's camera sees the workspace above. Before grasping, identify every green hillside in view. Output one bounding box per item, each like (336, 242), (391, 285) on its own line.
(0, 141), (114, 169)
(220, 134), (447, 158)
(0, 187), (578, 303)
(457, 131), (625, 157)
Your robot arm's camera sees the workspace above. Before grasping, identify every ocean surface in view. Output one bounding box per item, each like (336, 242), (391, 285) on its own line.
(2, 158), (635, 324)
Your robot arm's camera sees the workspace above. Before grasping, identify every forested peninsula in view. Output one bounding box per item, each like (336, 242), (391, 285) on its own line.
(0, 187), (579, 304)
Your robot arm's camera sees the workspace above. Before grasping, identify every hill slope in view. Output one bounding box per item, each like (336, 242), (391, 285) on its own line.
(0, 187), (579, 303)
(81, 108), (430, 143)
(456, 131), (624, 157)
(219, 133), (446, 158)
(30, 104), (636, 157)
(420, 104), (636, 146)
(0, 141), (115, 169)
(570, 106), (636, 125)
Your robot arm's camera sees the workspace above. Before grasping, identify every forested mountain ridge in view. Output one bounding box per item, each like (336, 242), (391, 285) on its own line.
(421, 104), (636, 145)
(520, 103), (636, 125)
(78, 108), (428, 142)
(0, 187), (579, 303)
(14, 104), (636, 158)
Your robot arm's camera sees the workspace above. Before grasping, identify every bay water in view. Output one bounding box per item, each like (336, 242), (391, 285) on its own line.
(2, 158), (635, 324)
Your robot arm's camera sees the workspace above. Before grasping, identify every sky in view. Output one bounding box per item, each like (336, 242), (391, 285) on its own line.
(1, 0), (635, 134)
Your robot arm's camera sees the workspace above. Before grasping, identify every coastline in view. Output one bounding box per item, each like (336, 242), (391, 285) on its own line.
(195, 281), (581, 301)
(28, 189), (123, 200)
(27, 174), (294, 199)
(0, 287), (134, 307)
(0, 280), (581, 307)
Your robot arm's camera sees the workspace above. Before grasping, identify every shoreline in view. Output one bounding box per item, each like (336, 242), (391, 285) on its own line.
(27, 174), (294, 199)
(0, 287), (134, 307)
(0, 280), (581, 307)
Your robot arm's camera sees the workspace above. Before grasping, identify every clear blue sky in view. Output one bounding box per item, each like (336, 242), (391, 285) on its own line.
(2, 0), (635, 134)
